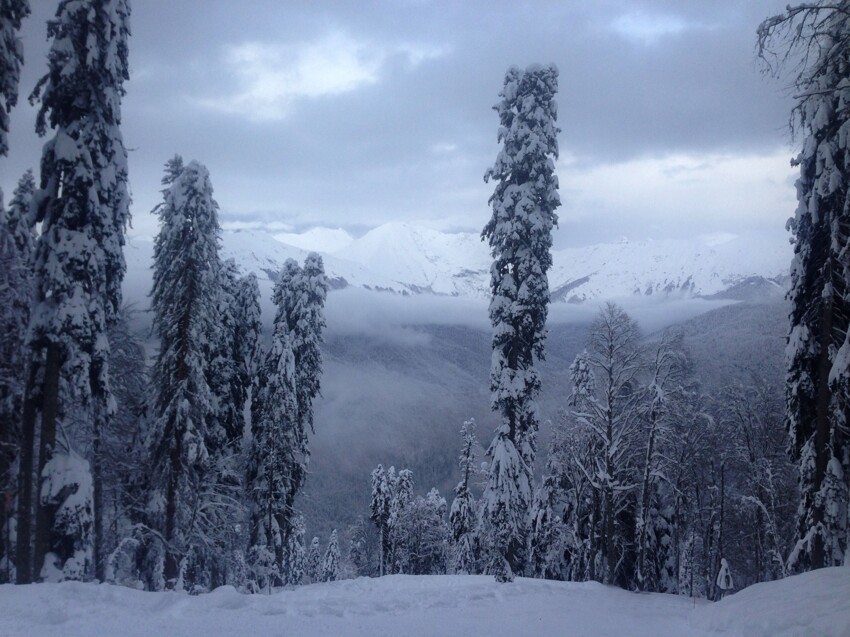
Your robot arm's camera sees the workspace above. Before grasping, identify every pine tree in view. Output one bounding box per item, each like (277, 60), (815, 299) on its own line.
(17, 0), (131, 584)
(207, 259), (241, 455)
(283, 514), (306, 586)
(279, 255), (327, 546)
(321, 529), (340, 582)
(0, 170), (35, 582)
(0, 0), (30, 157)
(292, 253), (328, 440)
(148, 157), (222, 589)
(306, 535), (321, 582)
(388, 468), (413, 573)
(232, 271), (262, 436)
(758, 2), (850, 572)
(369, 464), (391, 576)
(479, 63), (560, 582)
(449, 419), (479, 574)
(247, 265), (298, 588)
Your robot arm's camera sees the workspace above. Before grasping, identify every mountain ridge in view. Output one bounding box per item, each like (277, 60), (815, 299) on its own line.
(123, 223), (792, 304)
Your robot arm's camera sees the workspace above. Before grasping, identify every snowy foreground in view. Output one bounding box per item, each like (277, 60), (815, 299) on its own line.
(1, 569), (848, 637)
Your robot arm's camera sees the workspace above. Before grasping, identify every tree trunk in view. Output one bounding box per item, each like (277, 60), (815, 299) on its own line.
(92, 400), (104, 581)
(163, 421), (182, 588)
(636, 410), (658, 590)
(811, 280), (834, 570)
(14, 362), (39, 584)
(33, 343), (62, 581)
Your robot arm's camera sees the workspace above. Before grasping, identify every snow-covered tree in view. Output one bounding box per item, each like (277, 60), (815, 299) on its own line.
(0, 171), (35, 582)
(633, 332), (689, 593)
(450, 419), (479, 574)
(568, 303), (643, 586)
(283, 514), (306, 586)
(479, 63), (560, 583)
(718, 379), (796, 587)
(97, 306), (149, 589)
(392, 489), (449, 575)
(531, 417), (595, 583)
(0, 0), (30, 157)
(232, 271), (262, 439)
(306, 535), (322, 582)
(347, 516), (380, 578)
(247, 264), (299, 588)
(369, 464), (391, 576)
(148, 157), (222, 589)
(529, 459), (569, 581)
(292, 253), (328, 440)
(387, 468), (414, 573)
(321, 529), (340, 582)
(38, 451), (94, 581)
(206, 259), (241, 455)
(758, 2), (850, 572)
(17, 0), (131, 584)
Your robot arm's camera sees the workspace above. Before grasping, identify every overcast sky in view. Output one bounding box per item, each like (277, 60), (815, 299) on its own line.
(2, 0), (800, 248)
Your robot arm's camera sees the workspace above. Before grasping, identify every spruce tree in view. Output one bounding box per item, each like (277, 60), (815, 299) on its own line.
(280, 256), (327, 492)
(369, 464), (391, 576)
(0, 170), (35, 582)
(479, 63), (560, 582)
(306, 535), (321, 582)
(321, 529), (340, 582)
(18, 0), (130, 583)
(758, 2), (850, 571)
(449, 419), (479, 574)
(283, 514), (306, 586)
(247, 266), (298, 587)
(0, 0), (30, 157)
(148, 157), (221, 589)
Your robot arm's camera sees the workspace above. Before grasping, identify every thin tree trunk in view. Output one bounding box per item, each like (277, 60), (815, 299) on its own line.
(14, 362), (39, 584)
(636, 410), (658, 590)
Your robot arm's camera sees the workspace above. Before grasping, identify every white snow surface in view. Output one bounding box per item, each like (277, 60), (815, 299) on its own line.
(1, 568), (848, 637)
(274, 226), (354, 253)
(124, 223), (790, 306)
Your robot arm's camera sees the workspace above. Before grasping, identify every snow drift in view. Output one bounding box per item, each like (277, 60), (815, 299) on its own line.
(0, 567), (847, 637)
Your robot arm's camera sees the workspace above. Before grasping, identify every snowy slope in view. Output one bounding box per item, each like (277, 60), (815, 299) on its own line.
(121, 224), (791, 306)
(273, 227), (354, 253)
(334, 222), (491, 296)
(1, 568), (847, 637)
(549, 236), (790, 302)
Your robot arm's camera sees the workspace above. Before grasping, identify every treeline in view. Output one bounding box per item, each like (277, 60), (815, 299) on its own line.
(346, 303), (795, 598)
(1, 151), (330, 591)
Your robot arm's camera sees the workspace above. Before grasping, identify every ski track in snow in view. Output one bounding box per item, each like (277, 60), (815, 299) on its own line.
(1, 568), (848, 637)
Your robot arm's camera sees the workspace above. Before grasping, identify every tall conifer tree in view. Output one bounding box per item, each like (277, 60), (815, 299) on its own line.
(479, 63), (560, 582)
(17, 0), (130, 583)
(148, 157), (221, 589)
(759, 2), (850, 571)
(0, 0), (30, 157)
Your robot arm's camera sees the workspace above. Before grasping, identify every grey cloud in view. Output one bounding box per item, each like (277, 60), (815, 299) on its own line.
(2, 0), (797, 245)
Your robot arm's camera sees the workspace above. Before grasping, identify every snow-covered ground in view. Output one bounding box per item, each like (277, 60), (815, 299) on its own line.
(1, 568), (847, 637)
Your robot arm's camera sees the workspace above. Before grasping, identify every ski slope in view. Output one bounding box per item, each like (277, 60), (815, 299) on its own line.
(1, 568), (847, 637)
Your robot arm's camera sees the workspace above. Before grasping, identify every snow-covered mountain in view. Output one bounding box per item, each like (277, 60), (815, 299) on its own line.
(122, 223), (792, 305)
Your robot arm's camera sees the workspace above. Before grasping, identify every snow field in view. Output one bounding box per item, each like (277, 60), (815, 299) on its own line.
(1, 567), (848, 637)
